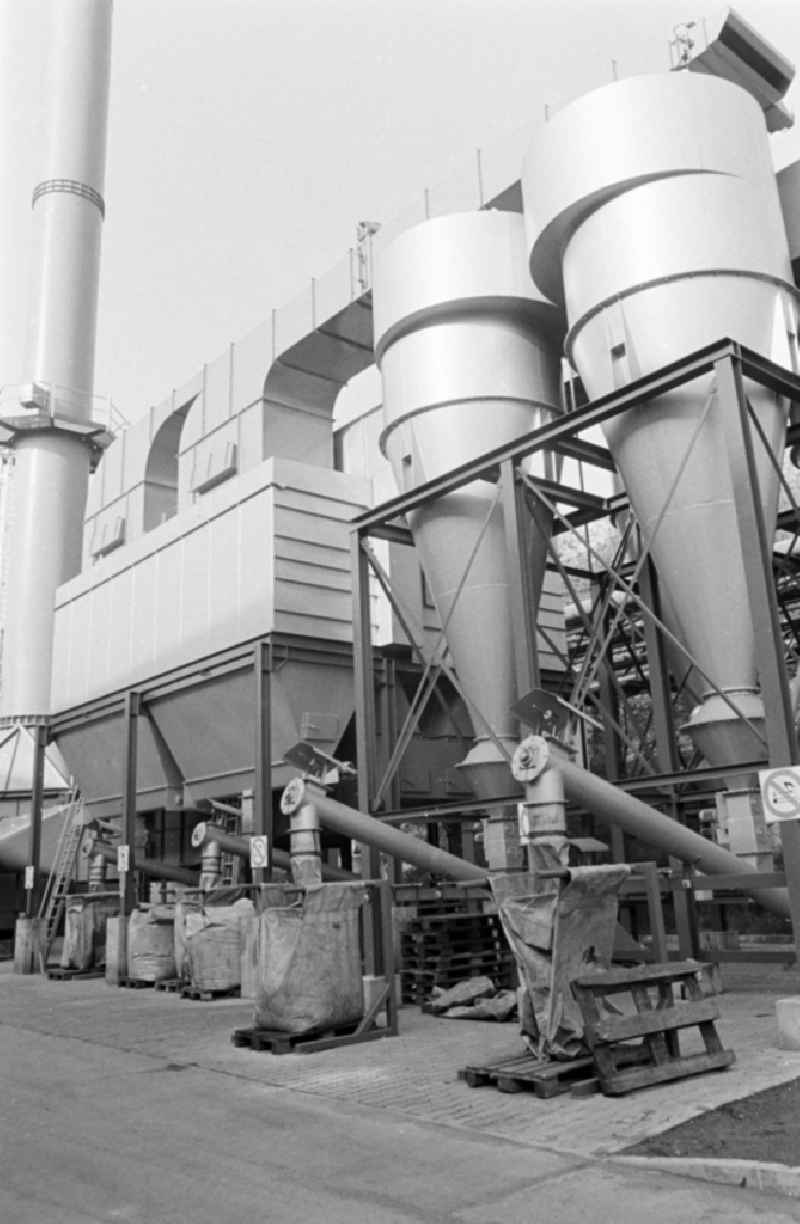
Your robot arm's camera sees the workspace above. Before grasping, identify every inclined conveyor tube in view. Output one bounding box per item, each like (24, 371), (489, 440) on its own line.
(85, 834), (198, 887)
(190, 821), (357, 883)
(280, 780), (486, 882)
(279, 768), (790, 917)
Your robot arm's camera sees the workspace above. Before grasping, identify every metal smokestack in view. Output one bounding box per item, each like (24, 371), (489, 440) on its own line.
(1, 0), (113, 719)
(522, 73), (799, 771)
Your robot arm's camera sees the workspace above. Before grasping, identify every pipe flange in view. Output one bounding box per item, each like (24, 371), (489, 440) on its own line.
(281, 777), (306, 816)
(512, 735), (550, 783)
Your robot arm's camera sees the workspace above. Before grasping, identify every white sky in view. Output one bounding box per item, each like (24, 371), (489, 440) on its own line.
(2, 0), (800, 424)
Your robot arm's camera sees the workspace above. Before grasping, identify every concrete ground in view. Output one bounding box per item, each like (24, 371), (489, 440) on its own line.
(2, 961), (800, 1222)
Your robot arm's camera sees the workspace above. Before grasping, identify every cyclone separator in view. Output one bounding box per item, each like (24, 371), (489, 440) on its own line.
(373, 212), (564, 867)
(522, 73), (800, 778)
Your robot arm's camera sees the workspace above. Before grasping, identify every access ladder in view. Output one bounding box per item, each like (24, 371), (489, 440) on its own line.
(37, 793), (85, 971)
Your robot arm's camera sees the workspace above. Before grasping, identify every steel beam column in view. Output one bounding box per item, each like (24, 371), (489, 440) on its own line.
(253, 640), (272, 882)
(638, 555), (679, 774)
(120, 691), (140, 918)
(352, 531), (381, 970)
(716, 352), (800, 940)
(24, 722), (48, 918)
(500, 460), (541, 696)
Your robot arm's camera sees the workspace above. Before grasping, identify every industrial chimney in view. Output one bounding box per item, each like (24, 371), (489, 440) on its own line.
(522, 73), (798, 775)
(373, 212), (564, 868)
(0, 0), (113, 721)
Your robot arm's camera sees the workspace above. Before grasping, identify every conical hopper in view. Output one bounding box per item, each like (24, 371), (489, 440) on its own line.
(373, 212), (564, 828)
(522, 73), (799, 770)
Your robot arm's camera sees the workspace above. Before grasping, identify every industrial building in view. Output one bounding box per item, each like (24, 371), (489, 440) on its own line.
(2, 0), (800, 1092)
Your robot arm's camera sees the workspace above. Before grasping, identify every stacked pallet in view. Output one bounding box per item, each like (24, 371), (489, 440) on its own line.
(399, 909), (516, 1004)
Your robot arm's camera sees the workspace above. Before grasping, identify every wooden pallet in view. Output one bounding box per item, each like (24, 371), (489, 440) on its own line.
(181, 983), (241, 1002)
(572, 960), (735, 1096)
(231, 1019), (384, 1055)
(459, 1051), (598, 1098)
(153, 978), (184, 993)
(117, 976), (156, 989)
(46, 967), (104, 981)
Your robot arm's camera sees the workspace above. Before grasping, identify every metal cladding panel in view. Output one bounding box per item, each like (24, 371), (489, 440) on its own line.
(121, 420), (150, 496)
(374, 211), (564, 785)
(0, 806), (69, 873)
(522, 70), (798, 767)
(238, 400), (263, 469)
(54, 713), (180, 810)
(523, 72), (780, 305)
(232, 320), (272, 410)
(204, 349), (233, 432)
(53, 460), (371, 710)
(272, 477), (368, 642)
(130, 552), (158, 674)
(262, 401), (332, 467)
(206, 505), (241, 655)
(777, 159), (800, 269)
(237, 493), (275, 643)
(141, 663), (352, 804)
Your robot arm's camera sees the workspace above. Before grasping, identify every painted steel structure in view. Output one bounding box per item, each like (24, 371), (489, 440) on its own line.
(350, 339), (800, 929)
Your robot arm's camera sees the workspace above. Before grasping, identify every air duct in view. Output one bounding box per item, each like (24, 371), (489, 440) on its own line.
(0, 0), (113, 720)
(523, 73), (799, 772)
(373, 212), (563, 864)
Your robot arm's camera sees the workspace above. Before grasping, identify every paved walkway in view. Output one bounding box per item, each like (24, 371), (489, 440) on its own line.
(2, 963), (800, 1221)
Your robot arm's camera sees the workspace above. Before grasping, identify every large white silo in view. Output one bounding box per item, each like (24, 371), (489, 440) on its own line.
(373, 212), (564, 867)
(1, 0), (113, 720)
(522, 73), (799, 773)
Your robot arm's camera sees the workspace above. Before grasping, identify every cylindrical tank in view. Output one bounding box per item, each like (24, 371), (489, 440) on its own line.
(1, 0), (113, 719)
(373, 212), (564, 828)
(522, 74), (799, 769)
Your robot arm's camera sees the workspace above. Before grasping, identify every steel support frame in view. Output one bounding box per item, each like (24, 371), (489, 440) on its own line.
(715, 354), (800, 938)
(120, 690), (140, 920)
(253, 640), (272, 883)
(350, 339), (800, 924)
(24, 721), (49, 918)
(351, 531), (381, 972)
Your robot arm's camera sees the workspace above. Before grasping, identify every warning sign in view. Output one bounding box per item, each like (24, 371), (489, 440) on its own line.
(249, 835), (268, 869)
(758, 766), (800, 824)
(117, 844), (130, 872)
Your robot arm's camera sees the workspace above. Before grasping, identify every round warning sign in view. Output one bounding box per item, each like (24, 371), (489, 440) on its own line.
(758, 767), (800, 824)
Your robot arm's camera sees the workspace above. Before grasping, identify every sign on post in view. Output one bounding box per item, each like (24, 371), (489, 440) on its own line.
(24, 865), (35, 891)
(117, 844), (130, 872)
(249, 835), (268, 870)
(758, 766), (800, 824)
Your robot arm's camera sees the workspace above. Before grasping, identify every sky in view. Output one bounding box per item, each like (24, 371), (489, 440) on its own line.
(2, 0), (800, 426)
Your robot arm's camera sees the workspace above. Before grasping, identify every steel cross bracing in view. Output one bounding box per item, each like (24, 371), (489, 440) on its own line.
(350, 341), (800, 925)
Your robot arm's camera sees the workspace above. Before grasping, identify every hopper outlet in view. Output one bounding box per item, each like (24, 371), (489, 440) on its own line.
(373, 211), (564, 794)
(522, 71), (799, 772)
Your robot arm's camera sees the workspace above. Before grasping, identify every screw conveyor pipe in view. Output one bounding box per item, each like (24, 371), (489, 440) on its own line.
(190, 821), (357, 883)
(85, 834), (198, 887)
(280, 769), (790, 916)
(556, 755), (790, 919)
(280, 780), (487, 883)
